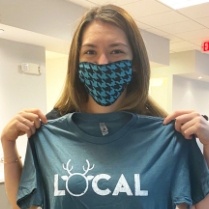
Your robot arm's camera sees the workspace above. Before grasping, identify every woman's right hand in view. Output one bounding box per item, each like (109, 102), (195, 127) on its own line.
(1, 108), (47, 143)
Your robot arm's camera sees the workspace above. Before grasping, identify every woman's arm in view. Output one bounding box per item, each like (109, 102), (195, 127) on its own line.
(1, 139), (22, 209)
(193, 194), (209, 209)
(176, 204), (189, 209)
(1, 109), (47, 209)
(175, 196), (209, 208)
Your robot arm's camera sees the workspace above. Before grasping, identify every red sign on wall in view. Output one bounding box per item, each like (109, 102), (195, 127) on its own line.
(202, 41), (209, 52)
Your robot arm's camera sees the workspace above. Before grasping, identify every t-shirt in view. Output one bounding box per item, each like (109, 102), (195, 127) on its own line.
(17, 111), (209, 209)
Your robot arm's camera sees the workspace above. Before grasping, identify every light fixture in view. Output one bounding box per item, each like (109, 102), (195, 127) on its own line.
(20, 63), (41, 75)
(157, 0), (209, 9)
(0, 29), (4, 33)
(198, 76), (203, 80)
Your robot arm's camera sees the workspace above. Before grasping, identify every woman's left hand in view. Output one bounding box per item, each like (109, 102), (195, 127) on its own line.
(163, 110), (209, 146)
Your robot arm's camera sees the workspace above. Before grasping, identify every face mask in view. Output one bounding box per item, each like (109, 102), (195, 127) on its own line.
(78, 60), (132, 106)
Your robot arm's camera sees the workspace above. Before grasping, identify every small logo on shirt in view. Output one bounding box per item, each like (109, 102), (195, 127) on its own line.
(54, 159), (148, 197)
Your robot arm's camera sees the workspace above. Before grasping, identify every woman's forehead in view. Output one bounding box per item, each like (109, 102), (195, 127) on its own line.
(81, 21), (129, 45)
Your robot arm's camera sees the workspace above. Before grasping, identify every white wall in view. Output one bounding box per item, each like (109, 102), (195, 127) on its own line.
(0, 39), (47, 182)
(172, 75), (209, 116)
(141, 30), (169, 67)
(172, 75), (209, 151)
(150, 50), (209, 114)
(170, 50), (209, 114)
(149, 76), (173, 113)
(46, 53), (68, 112)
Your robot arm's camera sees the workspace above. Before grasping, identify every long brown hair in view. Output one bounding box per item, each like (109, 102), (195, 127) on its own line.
(54, 4), (167, 117)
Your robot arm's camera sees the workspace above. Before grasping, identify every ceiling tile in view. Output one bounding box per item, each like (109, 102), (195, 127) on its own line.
(177, 29), (209, 47)
(170, 41), (199, 52)
(135, 20), (152, 30)
(178, 3), (209, 18)
(65, 0), (97, 7)
(139, 11), (189, 27)
(176, 28), (209, 43)
(144, 27), (173, 39)
(122, 0), (172, 19)
(196, 16), (209, 28)
(88, 0), (139, 6)
(159, 20), (205, 34)
(66, 0), (140, 7)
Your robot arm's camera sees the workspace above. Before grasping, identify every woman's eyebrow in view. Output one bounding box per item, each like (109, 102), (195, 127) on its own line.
(81, 42), (129, 48)
(81, 43), (96, 48)
(109, 42), (129, 48)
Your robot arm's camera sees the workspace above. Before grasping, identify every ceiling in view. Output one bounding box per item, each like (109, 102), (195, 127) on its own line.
(0, 0), (209, 57)
(68, 0), (209, 54)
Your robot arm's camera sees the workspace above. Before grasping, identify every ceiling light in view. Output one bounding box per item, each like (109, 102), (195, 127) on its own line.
(158, 0), (209, 9)
(198, 76), (203, 80)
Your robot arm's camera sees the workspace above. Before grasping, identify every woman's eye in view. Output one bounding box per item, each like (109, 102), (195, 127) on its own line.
(111, 50), (124, 54)
(84, 50), (95, 55)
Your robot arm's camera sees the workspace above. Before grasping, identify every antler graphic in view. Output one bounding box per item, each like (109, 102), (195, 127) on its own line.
(82, 160), (94, 175)
(63, 159), (73, 175)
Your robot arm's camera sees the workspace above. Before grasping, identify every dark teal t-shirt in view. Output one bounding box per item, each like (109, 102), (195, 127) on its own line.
(17, 112), (209, 209)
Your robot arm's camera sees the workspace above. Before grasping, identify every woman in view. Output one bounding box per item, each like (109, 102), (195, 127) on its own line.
(1, 4), (209, 209)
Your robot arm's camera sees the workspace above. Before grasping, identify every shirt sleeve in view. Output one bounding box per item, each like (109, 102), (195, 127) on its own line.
(188, 138), (209, 204)
(172, 133), (193, 206)
(17, 139), (44, 209)
(172, 133), (209, 206)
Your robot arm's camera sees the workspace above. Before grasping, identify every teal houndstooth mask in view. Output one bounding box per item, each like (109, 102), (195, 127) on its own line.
(78, 60), (132, 106)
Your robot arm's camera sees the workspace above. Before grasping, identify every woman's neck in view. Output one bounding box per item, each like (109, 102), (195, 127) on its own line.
(85, 98), (116, 113)
(84, 94), (125, 114)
